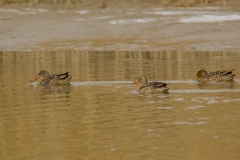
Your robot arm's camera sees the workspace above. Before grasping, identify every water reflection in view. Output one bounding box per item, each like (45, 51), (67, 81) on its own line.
(0, 51), (240, 160)
(1, 50), (238, 82)
(197, 82), (236, 90)
(30, 84), (73, 95)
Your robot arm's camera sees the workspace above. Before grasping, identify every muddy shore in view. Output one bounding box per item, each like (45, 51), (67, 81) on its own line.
(0, 2), (240, 51)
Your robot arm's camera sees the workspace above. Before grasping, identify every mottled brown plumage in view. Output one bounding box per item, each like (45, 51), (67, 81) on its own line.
(29, 70), (72, 86)
(133, 75), (169, 93)
(195, 69), (236, 83)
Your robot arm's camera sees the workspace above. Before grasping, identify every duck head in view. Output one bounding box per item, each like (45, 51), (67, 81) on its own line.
(133, 75), (148, 85)
(29, 70), (50, 82)
(195, 70), (208, 80)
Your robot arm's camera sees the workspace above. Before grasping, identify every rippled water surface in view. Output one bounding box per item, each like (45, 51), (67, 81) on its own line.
(0, 51), (240, 160)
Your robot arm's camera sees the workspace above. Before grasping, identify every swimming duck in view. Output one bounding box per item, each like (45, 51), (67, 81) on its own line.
(29, 70), (72, 86)
(133, 75), (169, 93)
(195, 69), (236, 83)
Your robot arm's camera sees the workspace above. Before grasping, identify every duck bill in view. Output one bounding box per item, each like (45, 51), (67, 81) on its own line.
(29, 76), (40, 82)
(195, 75), (199, 80)
(133, 80), (139, 84)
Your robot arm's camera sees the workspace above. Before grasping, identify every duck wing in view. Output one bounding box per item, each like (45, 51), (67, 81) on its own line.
(208, 71), (221, 76)
(208, 69), (235, 77)
(149, 82), (167, 88)
(56, 72), (70, 80)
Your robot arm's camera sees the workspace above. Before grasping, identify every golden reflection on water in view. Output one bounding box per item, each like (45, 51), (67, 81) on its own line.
(0, 51), (240, 160)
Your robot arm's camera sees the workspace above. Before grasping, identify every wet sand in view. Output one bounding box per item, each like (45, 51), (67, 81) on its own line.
(0, 2), (240, 51)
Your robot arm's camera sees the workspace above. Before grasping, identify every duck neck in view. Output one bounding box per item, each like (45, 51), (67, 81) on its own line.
(142, 76), (148, 85)
(42, 71), (50, 79)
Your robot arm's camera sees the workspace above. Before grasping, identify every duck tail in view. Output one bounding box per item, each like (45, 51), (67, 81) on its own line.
(163, 87), (169, 93)
(230, 74), (236, 79)
(221, 69), (235, 76)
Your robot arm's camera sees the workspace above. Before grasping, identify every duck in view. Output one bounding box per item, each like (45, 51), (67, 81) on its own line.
(29, 70), (72, 86)
(195, 69), (236, 83)
(133, 75), (169, 93)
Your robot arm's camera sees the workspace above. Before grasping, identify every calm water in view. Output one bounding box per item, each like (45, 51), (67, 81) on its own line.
(0, 51), (240, 160)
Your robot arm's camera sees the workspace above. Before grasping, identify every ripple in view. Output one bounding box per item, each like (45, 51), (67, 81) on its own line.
(173, 122), (189, 125)
(173, 122), (207, 125)
(223, 100), (230, 102)
(75, 10), (90, 14)
(27, 82), (39, 87)
(207, 100), (218, 104)
(143, 10), (215, 15)
(170, 89), (240, 93)
(109, 18), (156, 24)
(74, 18), (86, 22)
(174, 98), (184, 101)
(71, 81), (131, 86)
(180, 14), (240, 23)
(0, 8), (36, 15)
(27, 79), (240, 87)
(93, 16), (114, 20)
(186, 106), (205, 110)
(0, 8), (49, 15)
(156, 106), (174, 109)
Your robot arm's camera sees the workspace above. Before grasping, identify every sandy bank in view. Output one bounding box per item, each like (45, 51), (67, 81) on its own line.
(0, 2), (240, 51)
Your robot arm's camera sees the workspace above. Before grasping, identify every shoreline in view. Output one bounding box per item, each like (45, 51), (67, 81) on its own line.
(0, 3), (240, 51)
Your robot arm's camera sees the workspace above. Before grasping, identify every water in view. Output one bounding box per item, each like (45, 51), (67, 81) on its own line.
(0, 51), (240, 160)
